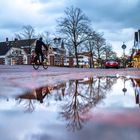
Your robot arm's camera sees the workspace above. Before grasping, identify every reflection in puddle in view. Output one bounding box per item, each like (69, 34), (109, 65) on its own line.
(0, 76), (140, 140)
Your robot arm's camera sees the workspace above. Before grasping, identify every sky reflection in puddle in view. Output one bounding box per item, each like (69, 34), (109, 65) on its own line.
(0, 76), (140, 140)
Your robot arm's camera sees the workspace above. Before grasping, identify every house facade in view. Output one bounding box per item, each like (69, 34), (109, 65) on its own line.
(0, 38), (36, 65)
(132, 30), (140, 68)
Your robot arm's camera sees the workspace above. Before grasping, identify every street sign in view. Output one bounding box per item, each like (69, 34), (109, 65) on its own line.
(122, 44), (126, 49)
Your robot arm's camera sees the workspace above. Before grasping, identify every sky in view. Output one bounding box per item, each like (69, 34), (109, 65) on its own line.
(0, 0), (140, 56)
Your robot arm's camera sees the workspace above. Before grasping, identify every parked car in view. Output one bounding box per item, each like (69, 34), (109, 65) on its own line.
(105, 60), (120, 68)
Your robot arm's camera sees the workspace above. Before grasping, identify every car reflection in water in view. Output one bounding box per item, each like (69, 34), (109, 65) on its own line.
(1, 76), (140, 140)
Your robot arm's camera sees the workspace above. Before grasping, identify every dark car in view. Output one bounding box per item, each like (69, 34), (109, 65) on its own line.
(105, 60), (120, 69)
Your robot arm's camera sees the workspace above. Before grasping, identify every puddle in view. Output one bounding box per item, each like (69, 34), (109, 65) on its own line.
(0, 76), (140, 140)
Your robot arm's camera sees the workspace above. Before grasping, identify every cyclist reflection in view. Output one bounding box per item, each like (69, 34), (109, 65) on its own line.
(36, 86), (52, 103)
(16, 86), (53, 112)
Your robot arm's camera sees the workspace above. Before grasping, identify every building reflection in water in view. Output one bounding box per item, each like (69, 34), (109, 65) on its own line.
(4, 76), (139, 131)
(16, 86), (53, 112)
(131, 78), (140, 107)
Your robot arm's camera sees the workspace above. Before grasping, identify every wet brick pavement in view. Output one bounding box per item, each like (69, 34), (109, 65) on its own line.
(0, 65), (140, 140)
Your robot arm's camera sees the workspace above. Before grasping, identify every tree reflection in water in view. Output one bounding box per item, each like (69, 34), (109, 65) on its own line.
(17, 98), (35, 113)
(60, 76), (118, 131)
(15, 76), (118, 130)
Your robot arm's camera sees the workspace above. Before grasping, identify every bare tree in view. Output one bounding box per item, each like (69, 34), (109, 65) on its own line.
(21, 25), (36, 39)
(57, 6), (91, 67)
(82, 30), (98, 68)
(93, 33), (106, 67)
(83, 30), (106, 68)
(38, 31), (52, 46)
(15, 25), (36, 39)
(103, 44), (118, 61)
(15, 25), (36, 54)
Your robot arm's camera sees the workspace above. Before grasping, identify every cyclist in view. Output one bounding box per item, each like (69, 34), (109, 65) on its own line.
(35, 37), (48, 64)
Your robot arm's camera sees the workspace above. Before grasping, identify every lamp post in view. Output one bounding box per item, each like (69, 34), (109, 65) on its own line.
(121, 43), (127, 68)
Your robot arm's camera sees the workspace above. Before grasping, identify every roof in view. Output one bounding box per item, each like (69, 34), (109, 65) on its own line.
(0, 42), (11, 55)
(15, 38), (36, 48)
(52, 47), (66, 54)
(0, 38), (36, 56)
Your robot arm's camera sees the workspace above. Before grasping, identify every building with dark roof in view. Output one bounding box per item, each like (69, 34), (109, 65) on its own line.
(0, 38), (36, 65)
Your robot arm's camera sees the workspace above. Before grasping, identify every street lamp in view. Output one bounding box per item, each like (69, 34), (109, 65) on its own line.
(121, 43), (127, 68)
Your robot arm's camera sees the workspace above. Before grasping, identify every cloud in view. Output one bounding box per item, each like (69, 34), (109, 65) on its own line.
(0, 0), (139, 55)
(0, 0), (43, 29)
(72, 0), (140, 29)
(0, 0), (68, 40)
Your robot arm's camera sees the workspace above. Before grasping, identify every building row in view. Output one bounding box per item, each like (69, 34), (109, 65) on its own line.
(0, 38), (66, 66)
(0, 29), (140, 68)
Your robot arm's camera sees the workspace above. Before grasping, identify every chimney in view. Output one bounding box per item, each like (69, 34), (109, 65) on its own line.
(138, 29), (140, 42)
(14, 38), (18, 42)
(6, 37), (8, 42)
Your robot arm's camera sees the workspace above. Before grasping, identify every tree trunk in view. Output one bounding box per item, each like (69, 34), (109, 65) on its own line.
(74, 44), (79, 68)
(91, 52), (94, 68)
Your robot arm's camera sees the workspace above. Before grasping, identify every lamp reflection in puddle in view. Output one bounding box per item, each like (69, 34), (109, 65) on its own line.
(122, 77), (127, 95)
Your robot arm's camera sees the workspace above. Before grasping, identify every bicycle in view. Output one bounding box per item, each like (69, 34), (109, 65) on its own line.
(31, 52), (48, 70)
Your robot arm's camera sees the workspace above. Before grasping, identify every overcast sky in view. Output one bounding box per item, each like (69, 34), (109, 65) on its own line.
(0, 0), (140, 56)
